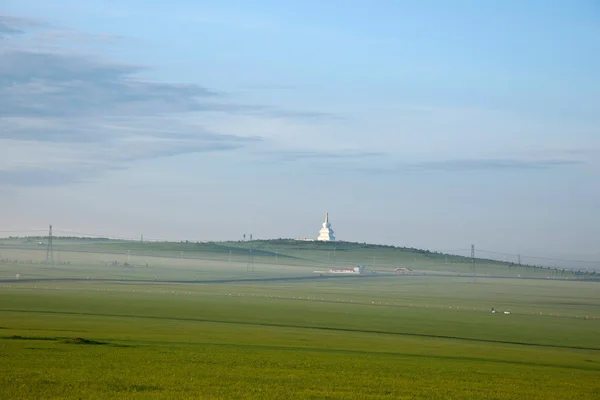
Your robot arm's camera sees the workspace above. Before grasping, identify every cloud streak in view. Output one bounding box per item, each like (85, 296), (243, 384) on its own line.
(0, 15), (43, 37)
(354, 158), (583, 175)
(0, 14), (337, 187)
(408, 158), (582, 171)
(0, 50), (220, 119)
(0, 168), (97, 187)
(263, 150), (385, 162)
(31, 29), (124, 44)
(0, 22), (22, 36)
(0, 45), (257, 186)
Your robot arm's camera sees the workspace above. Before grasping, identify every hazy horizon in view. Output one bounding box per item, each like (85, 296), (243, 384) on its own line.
(1, 1), (599, 266)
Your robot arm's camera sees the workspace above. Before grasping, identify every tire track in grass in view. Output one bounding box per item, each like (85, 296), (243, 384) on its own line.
(4, 329), (598, 373)
(0, 275), (391, 285)
(174, 341), (600, 373)
(1, 308), (599, 352)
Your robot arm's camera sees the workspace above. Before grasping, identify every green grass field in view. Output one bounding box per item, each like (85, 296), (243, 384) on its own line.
(1, 239), (599, 399)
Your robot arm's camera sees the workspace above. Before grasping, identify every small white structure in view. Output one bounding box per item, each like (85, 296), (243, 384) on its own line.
(328, 265), (365, 274)
(314, 265), (366, 276)
(354, 265), (366, 274)
(329, 268), (355, 274)
(317, 212), (336, 241)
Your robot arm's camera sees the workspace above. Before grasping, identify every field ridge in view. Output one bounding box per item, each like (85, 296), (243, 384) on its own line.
(2, 308), (599, 352)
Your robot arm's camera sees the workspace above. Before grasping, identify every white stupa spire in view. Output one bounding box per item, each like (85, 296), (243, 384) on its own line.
(317, 212), (335, 241)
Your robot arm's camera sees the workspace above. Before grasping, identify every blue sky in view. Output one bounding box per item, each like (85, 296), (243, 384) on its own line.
(1, 1), (599, 266)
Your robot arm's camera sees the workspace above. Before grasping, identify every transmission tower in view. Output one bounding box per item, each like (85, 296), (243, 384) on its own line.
(246, 234), (254, 272)
(471, 244), (475, 281)
(45, 224), (54, 266)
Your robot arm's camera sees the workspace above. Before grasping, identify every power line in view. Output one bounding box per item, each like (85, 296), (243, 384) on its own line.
(0, 229), (47, 232)
(53, 230), (135, 240)
(441, 247), (600, 266)
(476, 249), (600, 265)
(0, 228), (207, 244)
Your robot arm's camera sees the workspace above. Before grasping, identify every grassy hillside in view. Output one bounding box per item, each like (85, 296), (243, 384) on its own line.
(2, 237), (593, 280)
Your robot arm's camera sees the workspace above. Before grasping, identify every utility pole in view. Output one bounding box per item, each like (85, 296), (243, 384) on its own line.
(45, 225), (54, 266)
(518, 254), (521, 265)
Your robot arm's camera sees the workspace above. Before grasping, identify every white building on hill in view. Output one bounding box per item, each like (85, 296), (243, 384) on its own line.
(317, 212), (336, 241)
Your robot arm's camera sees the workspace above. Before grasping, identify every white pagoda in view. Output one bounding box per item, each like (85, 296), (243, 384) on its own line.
(317, 212), (336, 241)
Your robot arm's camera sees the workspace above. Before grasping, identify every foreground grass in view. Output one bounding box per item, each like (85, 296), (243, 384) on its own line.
(2, 335), (599, 400)
(1, 276), (599, 399)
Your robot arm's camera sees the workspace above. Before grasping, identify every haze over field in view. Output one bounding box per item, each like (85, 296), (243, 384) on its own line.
(1, 1), (599, 263)
(1, 237), (599, 399)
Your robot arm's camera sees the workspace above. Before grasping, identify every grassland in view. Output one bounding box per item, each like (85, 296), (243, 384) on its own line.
(0, 239), (599, 399)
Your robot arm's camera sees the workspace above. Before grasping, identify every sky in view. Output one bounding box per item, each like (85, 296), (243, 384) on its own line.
(1, 1), (599, 267)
